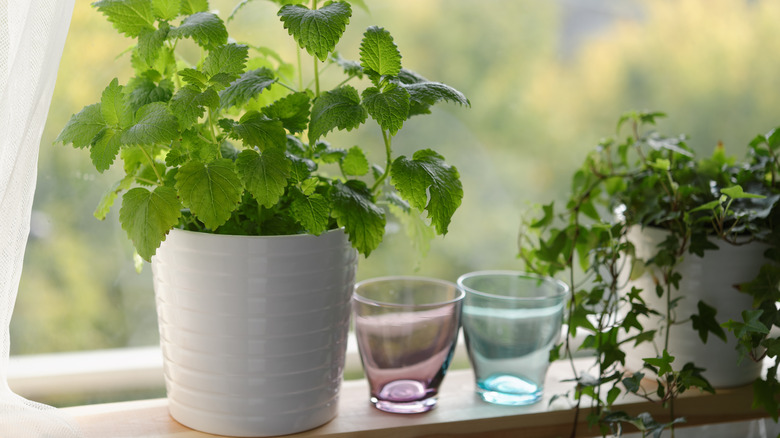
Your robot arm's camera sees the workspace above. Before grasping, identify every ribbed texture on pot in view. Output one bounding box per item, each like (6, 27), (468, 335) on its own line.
(152, 229), (357, 437)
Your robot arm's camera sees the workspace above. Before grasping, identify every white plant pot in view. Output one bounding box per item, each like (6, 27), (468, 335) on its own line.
(152, 228), (357, 437)
(625, 226), (765, 388)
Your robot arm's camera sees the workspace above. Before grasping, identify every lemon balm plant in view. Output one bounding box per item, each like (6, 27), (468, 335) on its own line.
(56, 0), (469, 261)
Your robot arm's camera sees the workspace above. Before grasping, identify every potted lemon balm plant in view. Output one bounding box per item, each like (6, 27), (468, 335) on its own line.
(56, 0), (469, 436)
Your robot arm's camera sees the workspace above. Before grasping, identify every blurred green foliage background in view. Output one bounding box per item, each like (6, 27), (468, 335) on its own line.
(11, 0), (780, 356)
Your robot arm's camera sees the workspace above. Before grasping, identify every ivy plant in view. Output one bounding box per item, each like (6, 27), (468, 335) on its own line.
(57, 0), (469, 261)
(520, 111), (780, 437)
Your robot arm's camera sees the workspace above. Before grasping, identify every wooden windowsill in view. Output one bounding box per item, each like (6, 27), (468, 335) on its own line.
(62, 359), (769, 438)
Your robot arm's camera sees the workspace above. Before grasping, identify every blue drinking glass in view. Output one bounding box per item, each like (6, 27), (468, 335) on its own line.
(457, 271), (569, 406)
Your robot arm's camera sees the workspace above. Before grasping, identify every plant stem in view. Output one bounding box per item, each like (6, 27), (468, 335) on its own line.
(139, 146), (163, 185)
(296, 46), (303, 91)
(313, 56), (320, 96)
(371, 129), (393, 194)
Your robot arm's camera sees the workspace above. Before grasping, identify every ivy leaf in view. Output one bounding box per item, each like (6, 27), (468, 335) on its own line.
(752, 371), (780, 421)
(168, 11), (227, 50)
(262, 91), (310, 133)
(737, 264), (780, 306)
(691, 300), (728, 343)
(391, 149), (463, 235)
(359, 26), (401, 78)
(278, 2), (352, 61)
(643, 350), (675, 377)
(152, 0), (181, 20)
(93, 0), (156, 38)
(219, 68), (276, 109)
(100, 79), (133, 129)
(341, 146), (368, 176)
(724, 310), (771, 339)
(362, 85), (409, 135)
(308, 85), (366, 144)
(121, 102), (179, 145)
(90, 128), (123, 173)
(175, 159), (244, 229)
(222, 111), (287, 151)
(202, 43), (249, 83)
(119, 186), (183, 261)
(235, 148), (290, 208)
(721, 185), (766, 200)
(290, 190), (330, 235)
(137, 24), (171, 66)
(94, 174), (134, 220)
(331, 180), (385, 256)
(55, 104), (106, 148)
(179, 0), (208, 15)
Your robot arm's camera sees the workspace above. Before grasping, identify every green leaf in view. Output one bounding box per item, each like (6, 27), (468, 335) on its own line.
(362, 85), (409, 135)
(90, 128), (123, 172)
(219, 68), (276, 109)
(168, 12), (227, 49)
(691, 300), (727, 343)
(94, 174), (134, 220)
(93, 0), (156, 37)
(402, 81), (470, 108)
(137, 24), (171, 66)
(331, 180), (385, 256)
(330, 52), (363, 78)
(308, 85), (367, 144)
(359, 26), (401, 77)
(643, 350), (675, 376)
(752, 375), (780, 421)
(737, 263), (780, 306)
(290, 190), (330, 235)
(721, 185), (766, 200)
(101, 79), (134, 128)
(175, 159), (244, 229)
(55, 104), (106, 148)
(152, 0), (180, 20)
(391, 149), (463, 235)
(169, 85), (216, 129)
(178, 68), (209, 89)
(262, 91), (310, 133)
(126, 76), (174, 111)
(119, 186), (183, 261)
(179, 0), (208, 15)
(278, 2), (352, 61)
(223, 112), (287, 151)
(202, 43), (249, 82)
(341, 146), (368, 176)
(235, 148), (290, 208)
(121, 102), (179, 145)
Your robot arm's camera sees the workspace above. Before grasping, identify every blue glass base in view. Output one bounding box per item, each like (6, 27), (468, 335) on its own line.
(476, 374), (543, 406)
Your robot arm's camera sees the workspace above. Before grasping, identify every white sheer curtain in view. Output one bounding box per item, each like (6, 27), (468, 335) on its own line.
(0, 0), (83, 436)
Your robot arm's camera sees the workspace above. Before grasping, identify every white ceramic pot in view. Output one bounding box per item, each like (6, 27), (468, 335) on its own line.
(625, 226), (765, 388)
(152, 228), (357, 437)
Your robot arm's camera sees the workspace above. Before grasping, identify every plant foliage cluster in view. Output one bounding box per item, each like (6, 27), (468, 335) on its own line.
(56, 0), (469, 261)
(519, 112), (780, 437)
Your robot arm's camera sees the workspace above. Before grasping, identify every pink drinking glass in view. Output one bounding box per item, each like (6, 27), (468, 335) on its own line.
(353, 277), (464, 414)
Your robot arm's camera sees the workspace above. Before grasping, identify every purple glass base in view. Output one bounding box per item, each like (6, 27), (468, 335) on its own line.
(370, 380), (438, 414)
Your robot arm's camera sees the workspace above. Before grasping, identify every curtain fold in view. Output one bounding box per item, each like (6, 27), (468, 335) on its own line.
(0, 0), (83, 436)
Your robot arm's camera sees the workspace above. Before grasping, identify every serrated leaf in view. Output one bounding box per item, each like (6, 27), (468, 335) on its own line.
(391, 149), (462, 235)
(309, 85), (366, 144)
(179, 0), (208, 14)
(122, 102), (179, 145)
(119, 186), (183, 261)
(178, 68), (209, 89)
(362, 85), (409, 135)
(236, 148), (290, 208)
(278, 2), (352, 61)
(331, 180), (385, 256)
(359, 26), (401, 77)
(56, 104), (106, 148)
(152, 0), (180, 20)
(228, 112), (286, 151)
(101, 79), (133, 128)
(137, 24), (170, 65)
(90, 128), (123, 172)
(168, 12), (227, 49)
(93, 0), (156, 37)
(169, 85), (216, 129)
(94, 174), (135, 220)
(126, 76), (174, 111)
(290, 190), (330, 235)
(175, 159), (243, 229)
(341, 146), (368, 176)
(330, 52), (362, 78)
(219, 68), (276, 109)
(202, 43), (249, 80)
(262, 92), (310, 133)
(402, 81), (470, 108)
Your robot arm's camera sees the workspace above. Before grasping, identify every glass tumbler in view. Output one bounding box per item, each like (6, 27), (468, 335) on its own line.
(457, 271), (568, 406)
(353, 277), (464, 414)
